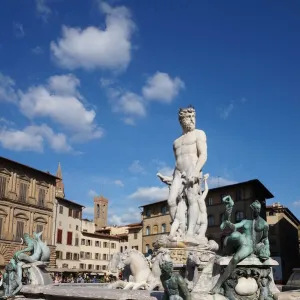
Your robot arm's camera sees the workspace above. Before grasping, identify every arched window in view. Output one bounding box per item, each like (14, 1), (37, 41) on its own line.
(153, 225), (158, 234)
(235, 211), (244, 222)
(208, 215), (215, 227)
(161, 223), (166, 233)
(146, 226), (150, 235)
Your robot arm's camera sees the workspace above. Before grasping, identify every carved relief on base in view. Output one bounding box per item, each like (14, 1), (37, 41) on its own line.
(220, 267), (275, 300)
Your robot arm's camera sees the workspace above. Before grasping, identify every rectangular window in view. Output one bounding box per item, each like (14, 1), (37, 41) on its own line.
(38, 189), (46, 207)
(80, 263), (84, 269)
(16, 221), (24, 241)
(56, 251), (63, 259)
(0, 218), (3, 238)
(67, 231), (73, 245)
(73, 253), (79, 260)
(104, 242), (108, 248)
(36, 224), (43, 239)
(66, 252), (72, 260)
(103, 254), (107, 260)
(102, 265), (106, 270)
(95, 241), (99, 247)
(146, 209), (151, 217)
(95, 253), (99, 260)
(75, 237), (79, 246)
(19, 182), (27, 202)
(59, 206), (63, 214)
(0, 176), (7, 198)
(73, 210), (80, 219)
(208, 198), (213, 206)
(134, 233), (138, 239)
(80, 251), (84, 259)
(81, 239), (85, 245)
(111, 243), (115, 249)
(57, 229), (63, 243)
(76, 225), (79, 231)
(69, 208), (72, 217)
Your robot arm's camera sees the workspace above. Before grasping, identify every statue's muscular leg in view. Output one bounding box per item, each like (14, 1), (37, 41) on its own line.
(186, 183), (200, 237)
(211, 244), (253, 294)
(196, 202), (207, 237)
(168, 173), (183, 221)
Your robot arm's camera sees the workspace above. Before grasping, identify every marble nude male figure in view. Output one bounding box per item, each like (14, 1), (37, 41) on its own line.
(158, 106), (207, 238)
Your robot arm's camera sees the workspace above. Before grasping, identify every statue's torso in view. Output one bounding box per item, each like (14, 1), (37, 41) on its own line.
(241, 218), (267, 246)
(174, 130), (205, 174)
(163, 275), (180, 296)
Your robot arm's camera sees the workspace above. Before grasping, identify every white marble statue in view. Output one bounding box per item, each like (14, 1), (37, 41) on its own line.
(157, 106), (208, 243)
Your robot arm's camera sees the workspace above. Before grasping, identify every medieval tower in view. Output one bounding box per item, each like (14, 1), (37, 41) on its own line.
(94, 196), (108, 229)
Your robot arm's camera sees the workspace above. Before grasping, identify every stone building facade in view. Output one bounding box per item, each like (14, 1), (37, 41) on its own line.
(80, 219), (120, 272)
(52, 163), (84, 270)
(140, 179), (273, 254)
(267, 202), (300, 283)
(0, 156), (57, 268)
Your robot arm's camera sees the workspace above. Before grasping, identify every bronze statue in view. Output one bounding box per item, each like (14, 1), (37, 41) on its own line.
(160, 260), (191, 300)
(211, 199), (270, 294)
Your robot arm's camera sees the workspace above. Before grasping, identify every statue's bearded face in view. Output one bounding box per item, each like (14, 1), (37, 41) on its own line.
(180, 112), (195, 132)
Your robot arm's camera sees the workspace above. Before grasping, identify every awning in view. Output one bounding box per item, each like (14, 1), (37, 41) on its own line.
(46, 267), (105, 274)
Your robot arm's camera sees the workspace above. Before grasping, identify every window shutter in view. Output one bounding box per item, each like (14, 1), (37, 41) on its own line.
(0, 218), (3, 238)
(38, 189), (46, 206)
(67, 232), (73, 245)
(16, 221), (24, 241)
(19, 182), (27, 202)
(0, 177), (7, 198)
(57, 229), (62, 243)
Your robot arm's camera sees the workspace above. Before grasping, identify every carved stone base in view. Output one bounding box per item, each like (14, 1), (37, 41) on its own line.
(169, 248), (216, 265)
(211, 255), (280, 300)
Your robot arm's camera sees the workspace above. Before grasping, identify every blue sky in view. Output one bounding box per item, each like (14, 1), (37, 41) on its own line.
(1, 0), (300, 223)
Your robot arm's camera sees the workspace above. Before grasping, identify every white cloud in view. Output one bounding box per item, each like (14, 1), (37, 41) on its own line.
(152, 159), (174, 177)
(88, 190), (98, 198)
(218, 102), (234, 120)
(0, 124), (72, 153)
(13, 22), (25, 38)
(0, 118), (14, 126)
(31, 46), (44, 55)
(292, 200), (300, 207)
(35, 0), (52, 22)
(128, 186), (169, 204)
(208, 176), (237, 188)
(123, 117), (135, 125)
(128, 160), (145, 174)
(114, 180), (124, 187)
(0, 73), (18, 103)
(113, 92), (146, 117)
(18, 74), (103, 142)
(50, 2), (135, 71)
(83, 206), (94, 216)
(109, 207), (141, 225)
(142, 72), (185, 103)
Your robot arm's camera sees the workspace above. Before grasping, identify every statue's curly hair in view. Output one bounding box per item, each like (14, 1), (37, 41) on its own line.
(178, 105), (196, 122)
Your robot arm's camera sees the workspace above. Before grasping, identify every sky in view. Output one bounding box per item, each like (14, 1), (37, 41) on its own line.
(0, 0), (300, 224)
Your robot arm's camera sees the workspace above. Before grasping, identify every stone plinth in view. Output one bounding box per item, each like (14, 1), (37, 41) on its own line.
(209, 255), (280, 300)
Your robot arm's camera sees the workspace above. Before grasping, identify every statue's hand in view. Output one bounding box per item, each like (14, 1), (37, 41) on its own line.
(157, 173), (173, 185)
